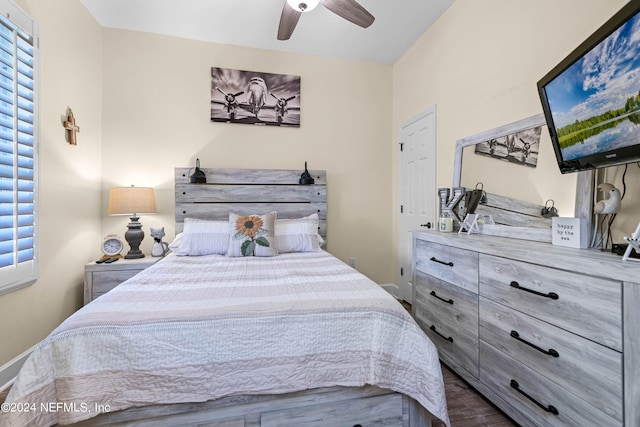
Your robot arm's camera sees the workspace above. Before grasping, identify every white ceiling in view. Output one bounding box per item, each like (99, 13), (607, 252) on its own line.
(80, 0), (455, 64)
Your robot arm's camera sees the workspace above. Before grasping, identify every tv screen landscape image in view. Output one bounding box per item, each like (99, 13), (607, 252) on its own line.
(538, 1), (640, 173)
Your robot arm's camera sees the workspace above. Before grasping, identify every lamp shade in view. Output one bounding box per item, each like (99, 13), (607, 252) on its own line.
(108, 186), (157, 216)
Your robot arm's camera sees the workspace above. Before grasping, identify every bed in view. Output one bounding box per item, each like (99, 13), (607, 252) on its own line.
(1, 168), (450, 427)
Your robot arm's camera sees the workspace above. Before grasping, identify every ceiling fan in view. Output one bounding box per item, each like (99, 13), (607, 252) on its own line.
(278, 0), (375, 40)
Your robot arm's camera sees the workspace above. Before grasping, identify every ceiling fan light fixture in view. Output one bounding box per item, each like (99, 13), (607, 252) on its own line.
(286, 0), (320, 13)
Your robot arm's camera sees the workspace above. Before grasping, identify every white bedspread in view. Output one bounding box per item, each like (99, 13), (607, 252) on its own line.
(2, 251), (450, 426)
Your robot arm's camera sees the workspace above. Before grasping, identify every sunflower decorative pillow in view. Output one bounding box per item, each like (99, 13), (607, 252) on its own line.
(227, 211), (278, 257)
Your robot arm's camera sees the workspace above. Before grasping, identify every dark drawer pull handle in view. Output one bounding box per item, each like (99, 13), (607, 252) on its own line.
(510, 330), (559, 357)
(430, 290), (454, 304)
(510, 380), (559, 415)
(430, 325), (453, 342)
(510, 281), (559, 300)
(430, 256), (454, 267)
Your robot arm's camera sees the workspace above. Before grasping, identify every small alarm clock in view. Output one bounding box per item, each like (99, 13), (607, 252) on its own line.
(101, 234), (124, 257)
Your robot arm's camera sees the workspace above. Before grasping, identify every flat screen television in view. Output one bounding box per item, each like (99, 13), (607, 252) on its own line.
(537, 0), (640, 174)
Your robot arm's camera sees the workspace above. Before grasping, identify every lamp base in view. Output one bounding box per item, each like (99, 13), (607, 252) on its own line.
(124, 252), (145, 259)
(124, 215), (145, 259)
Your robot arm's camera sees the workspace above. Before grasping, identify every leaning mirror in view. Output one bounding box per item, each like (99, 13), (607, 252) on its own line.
(449, 114), (564, 242)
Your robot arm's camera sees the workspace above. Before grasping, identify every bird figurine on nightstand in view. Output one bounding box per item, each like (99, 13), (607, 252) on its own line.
(594, 182), (621, 215)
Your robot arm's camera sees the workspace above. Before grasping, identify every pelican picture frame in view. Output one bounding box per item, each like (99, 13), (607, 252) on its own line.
(210, 67), (301, 127)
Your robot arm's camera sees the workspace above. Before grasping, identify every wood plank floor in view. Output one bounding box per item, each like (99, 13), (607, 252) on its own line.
(436, 363), (518, 427)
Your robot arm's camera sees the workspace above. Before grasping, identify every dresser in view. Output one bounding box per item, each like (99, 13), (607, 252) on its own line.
(412, 230), (640, 427)
(84, 257), (161, 304)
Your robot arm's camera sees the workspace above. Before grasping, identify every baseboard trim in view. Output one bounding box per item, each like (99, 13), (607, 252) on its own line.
(379, 283), (399, 299)
(0, 344), (37, 393)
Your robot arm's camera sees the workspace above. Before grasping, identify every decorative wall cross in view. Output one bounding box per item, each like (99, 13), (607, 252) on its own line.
(63, 108), (79, 145)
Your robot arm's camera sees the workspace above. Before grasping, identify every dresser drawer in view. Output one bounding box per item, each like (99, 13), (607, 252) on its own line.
(260, 393), (403, 427)
(479, 341), (621, 427)
(414, 238), (479, 293)
(479, 254), (622, 351)
(414, 271), (478, 378)
(480, 297), (622, 422)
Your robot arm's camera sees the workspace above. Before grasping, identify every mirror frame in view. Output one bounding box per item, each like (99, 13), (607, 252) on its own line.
(451, 113), (594, 234)
(452, 114), (546, 188)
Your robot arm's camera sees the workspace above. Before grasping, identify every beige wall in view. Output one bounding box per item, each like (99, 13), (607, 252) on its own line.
(392, 0), (631, 267)
(592, 159), (640, 245)
(0, 0), (103, 365)
(99, 30), (393, 281)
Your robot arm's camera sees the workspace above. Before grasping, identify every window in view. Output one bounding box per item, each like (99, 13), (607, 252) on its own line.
(0, 0), (38, 295)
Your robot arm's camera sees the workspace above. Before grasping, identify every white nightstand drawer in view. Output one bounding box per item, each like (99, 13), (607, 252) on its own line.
(84, 257), (161, 304)
(480, 296), (622, 422)
(91, 270), (140, 297)
(479, 253), (622, 351)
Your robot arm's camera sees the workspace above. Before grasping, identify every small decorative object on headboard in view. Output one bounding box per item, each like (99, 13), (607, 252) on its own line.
(189, 158), (207, 184)
(299, 161), (315, 185)
(63, 107), (79, 145)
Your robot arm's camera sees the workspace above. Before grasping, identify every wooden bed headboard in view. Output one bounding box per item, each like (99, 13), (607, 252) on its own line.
(175, 168), (327, 242)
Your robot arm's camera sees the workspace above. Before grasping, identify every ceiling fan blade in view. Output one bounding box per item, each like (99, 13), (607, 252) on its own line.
(320, 0), (375, 28)
(277, 2), (302, 40)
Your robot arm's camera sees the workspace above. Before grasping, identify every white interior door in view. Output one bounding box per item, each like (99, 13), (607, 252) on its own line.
(398, 106), (437, 304)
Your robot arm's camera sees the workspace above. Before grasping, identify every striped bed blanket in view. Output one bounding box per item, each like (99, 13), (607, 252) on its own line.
(2, 251), (450, 426)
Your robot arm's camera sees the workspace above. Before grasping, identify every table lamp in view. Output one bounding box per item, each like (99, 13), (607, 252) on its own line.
(108, 186), (157, 259)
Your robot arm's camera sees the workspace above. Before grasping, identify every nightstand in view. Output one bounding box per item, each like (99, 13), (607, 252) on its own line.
(84, 257), (161, 305)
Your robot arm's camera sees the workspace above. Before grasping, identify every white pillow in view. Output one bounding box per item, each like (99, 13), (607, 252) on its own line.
(168, 232), (184, 254)
(275, 213), (324, 253)
(176, 218), (230, 256)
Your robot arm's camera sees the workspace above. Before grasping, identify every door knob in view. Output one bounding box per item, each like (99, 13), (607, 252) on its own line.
(420, 223), (432, 228)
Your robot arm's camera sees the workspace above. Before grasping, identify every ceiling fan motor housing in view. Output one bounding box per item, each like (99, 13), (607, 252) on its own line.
(287, 0), (320, 12)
